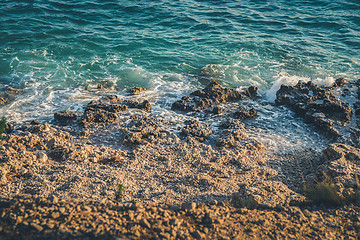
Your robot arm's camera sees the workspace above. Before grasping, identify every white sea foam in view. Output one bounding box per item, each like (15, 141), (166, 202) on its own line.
(265, 70), (335, 102)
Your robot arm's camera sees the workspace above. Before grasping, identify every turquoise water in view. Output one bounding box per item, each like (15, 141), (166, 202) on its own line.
(0, 0), (359, 150)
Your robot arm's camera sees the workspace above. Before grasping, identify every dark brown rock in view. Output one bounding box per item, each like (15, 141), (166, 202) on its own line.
(54, 110), (78, 122)
(234, 107), (257, 119)
(275, 80), (352, 138)
(172, 81), (257, 112)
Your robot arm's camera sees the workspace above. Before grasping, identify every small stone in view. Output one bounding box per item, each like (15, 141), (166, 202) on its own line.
(140, 219), (151, 229)
(47, 223), (55, 229)
(36, 151), (48, 164)
(134, 230), (141, 237)
(51, 212), (60, 219)
(16, 216), (23, 224)
(48, 196), (59, 204)
(30, 223), (43, 232)
(59, 207), (66, 214)
(83, 206), (92, 212)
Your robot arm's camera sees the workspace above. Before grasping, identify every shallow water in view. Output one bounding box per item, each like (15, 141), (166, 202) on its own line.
(1, 0), (359, 151)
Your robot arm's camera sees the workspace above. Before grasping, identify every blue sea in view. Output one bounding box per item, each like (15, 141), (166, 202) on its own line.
(1, 0), (359, 151)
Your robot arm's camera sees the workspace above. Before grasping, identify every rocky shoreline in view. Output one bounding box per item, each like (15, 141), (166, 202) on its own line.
(1, 79), (360, 239)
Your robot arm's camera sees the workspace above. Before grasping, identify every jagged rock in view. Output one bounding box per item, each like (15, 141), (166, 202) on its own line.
(120, 115), (167, 146)
(5, 123), (13, 134)
(234, 107), (257, 119)
(129, 87), (149, 95)
(82, 108), (119, 124)
(320, 143), (360, 188)
(216, 119), (247, 147)
(0, 86), (22, 105)
(81, 95), (152, 124)
(172, 81), (257, 112)
(181, 120), (213, 142)
(123, 100), (151, 112)
(275, 80), (352, 138)
(332, 78), (346, 88)
(54, 110), (78, 122)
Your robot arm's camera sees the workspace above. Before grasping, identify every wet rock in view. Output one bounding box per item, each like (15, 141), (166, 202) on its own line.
(181, 120), (213, 142)
(54, 110), (78, 122)
(5, 123), (13, 134)
(30, 120), (40, 125)
(354, 102), (360, 116)
(0, 86), (22, 105)
(82, 95), (152, 124)
(123, 100), (151, 112)
(172, 81), (257, 112)
(82, 108), (119, 124)
(129, 87), (149, 95)
(332, 78), (346, 88)
(234, 107), (257, 119)
(275, 80), (352, 138)
(212, 106), (223, 114)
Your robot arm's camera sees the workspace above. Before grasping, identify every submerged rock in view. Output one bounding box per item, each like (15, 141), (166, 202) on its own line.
(129, 87), (149, 95)
(0, 86), (23, 106)
(275, 80), (352, 138)
(54, 110), (78, 123)
(172, 81), (257, 112)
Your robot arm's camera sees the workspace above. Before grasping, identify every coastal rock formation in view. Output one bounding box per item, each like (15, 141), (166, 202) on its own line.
(172, 81), (257, 113)
(320, 143), (360, 188)
(234, 107), (257, 119)
(216, 119), (247, 147)
(82, 95), (151, 124)
(275, 80), (352, 138)
(129, 87), (149, 95)
(120, 115), (168, 146)
(0, 86), (22, 105)
(181, 120), (213, 142)
(54, 110), (78, 123)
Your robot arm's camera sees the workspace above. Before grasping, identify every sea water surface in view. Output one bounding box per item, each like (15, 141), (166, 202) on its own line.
(1, 0), (360, 151)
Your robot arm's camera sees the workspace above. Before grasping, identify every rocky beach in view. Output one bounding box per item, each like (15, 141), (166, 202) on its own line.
(1, 79), (360, 239)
